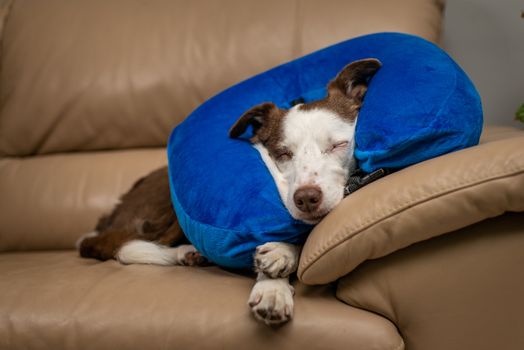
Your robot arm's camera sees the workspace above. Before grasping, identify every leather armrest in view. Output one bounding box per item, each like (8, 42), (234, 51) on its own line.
(336, 212), (524, 350)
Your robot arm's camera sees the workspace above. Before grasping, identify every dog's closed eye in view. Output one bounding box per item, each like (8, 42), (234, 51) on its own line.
(274, 148), (293, 162)
(326, 141), (349, 153)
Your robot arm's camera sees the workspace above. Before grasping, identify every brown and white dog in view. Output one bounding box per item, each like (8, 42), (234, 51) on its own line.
(78, 58), (381, 326)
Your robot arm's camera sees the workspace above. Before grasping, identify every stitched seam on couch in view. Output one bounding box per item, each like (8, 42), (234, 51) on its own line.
(0, 0), (14, 158)
(301, 166), (524, 271)
(0, 0), (13, 39)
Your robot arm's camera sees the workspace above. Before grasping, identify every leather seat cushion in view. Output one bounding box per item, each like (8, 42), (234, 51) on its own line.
(0, 251), (403, 350)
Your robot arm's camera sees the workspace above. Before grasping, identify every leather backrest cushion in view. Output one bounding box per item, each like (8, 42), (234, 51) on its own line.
(0, 149), (168, 252)
(298, 127), (524, 285)
(0, 0), (444, 156)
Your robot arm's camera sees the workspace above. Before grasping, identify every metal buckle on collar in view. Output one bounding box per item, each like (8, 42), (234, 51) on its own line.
(344, 168), (388, 196)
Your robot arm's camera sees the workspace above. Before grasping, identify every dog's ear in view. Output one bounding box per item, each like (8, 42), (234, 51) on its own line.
(229, 102), (279, 141)
(328, 58), (382, 102)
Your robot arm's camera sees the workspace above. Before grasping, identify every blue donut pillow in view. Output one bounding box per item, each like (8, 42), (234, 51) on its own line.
(167, 32), (483, 269)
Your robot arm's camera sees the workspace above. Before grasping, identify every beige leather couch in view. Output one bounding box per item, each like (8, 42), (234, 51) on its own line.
(1, 1), (523, 349)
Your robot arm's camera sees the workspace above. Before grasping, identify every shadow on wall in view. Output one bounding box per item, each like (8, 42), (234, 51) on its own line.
(442, 0), (524, 128)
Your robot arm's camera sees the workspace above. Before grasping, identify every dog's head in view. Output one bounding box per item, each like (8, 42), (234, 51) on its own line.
(230, 58), (381, 224)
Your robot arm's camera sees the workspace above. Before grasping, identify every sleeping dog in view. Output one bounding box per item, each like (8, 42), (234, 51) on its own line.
(78, 58), (381, 326)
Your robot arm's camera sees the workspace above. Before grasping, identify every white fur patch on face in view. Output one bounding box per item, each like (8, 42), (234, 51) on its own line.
(275, 106), (356, 223)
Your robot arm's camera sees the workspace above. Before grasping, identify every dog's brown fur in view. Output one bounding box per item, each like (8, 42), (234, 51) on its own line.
(79, 166), (190, 261)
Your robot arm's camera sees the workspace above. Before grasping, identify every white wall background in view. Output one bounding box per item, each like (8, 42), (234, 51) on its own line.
(442, 0), (524, 128)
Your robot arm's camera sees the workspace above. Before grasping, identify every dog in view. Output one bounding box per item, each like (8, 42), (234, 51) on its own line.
(78, 58), (381, 326)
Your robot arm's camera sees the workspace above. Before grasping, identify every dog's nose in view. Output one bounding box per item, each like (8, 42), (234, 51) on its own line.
(293, 186), (323, 213)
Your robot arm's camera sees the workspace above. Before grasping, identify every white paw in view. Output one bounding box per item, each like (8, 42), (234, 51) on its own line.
(75, 231), (99, 249)
(254, 242), (300, 278)
(248, 276), (294, 326)
(176, 244), (208, 266)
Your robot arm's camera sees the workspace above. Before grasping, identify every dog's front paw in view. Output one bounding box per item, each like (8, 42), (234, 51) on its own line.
(254, 242), (300, 278)
(248, 277), (294, 326)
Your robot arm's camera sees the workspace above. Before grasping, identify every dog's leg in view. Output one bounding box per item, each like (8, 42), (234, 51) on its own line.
(116, 240), (205, 266)
(248, 242), (301, 325)
(248, 272), (295, 326)
(78, 229), (132, 261)
(254, 242), (301, 278)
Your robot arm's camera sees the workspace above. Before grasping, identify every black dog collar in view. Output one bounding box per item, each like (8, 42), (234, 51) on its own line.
(344, 168), (388, 196)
